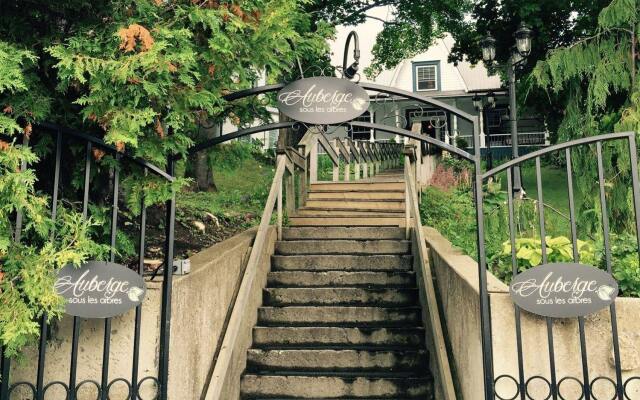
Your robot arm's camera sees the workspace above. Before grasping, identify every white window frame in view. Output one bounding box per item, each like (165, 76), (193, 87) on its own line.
(415, 64), (439, 92)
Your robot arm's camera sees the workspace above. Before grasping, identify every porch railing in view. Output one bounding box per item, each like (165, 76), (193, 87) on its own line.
(456, 131), (550, 149)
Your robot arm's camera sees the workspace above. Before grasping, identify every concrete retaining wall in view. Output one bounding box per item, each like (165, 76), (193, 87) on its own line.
(424, 227), (640, 400)
(9, 227), (276, 400)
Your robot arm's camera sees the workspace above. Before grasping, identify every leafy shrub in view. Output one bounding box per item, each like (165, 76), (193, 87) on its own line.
(608, 234), (640, 297)
(420, 180), (640, 297)
(493, 236), (596, 282)
(420, 186), (478, 256)
(455, 137), (469, 149)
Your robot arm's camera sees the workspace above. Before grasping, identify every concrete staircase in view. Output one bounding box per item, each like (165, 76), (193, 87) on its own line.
(240, 173), (434, 399)
(289, 171), (406, 227)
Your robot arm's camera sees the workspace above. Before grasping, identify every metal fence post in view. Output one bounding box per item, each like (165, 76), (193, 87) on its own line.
(159, 133), (176, 400)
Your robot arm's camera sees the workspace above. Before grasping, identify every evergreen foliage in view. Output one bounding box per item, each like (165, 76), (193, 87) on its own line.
(533, 0), (640, 234)
(0, 0), (331, 358)
(0, 42), (107, 357)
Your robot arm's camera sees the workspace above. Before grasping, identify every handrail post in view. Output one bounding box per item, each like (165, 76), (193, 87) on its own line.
(298, 144), (308, 207)
(405, 156), (411, 240)
(354, 156), (360, 180)
(277, 156), (284, 240)
(279, 148), (296, 215)
(310, 137), (318, 183)
(403, 145), (416, 240)
(344, 144), (351, 181)
(332, 138), (340, 182)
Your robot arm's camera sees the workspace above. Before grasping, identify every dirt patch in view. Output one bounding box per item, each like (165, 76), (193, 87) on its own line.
(120, 205), (258, 271)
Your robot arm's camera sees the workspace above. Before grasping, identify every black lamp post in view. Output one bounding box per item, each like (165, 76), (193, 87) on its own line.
(481, 23), (532, 195)
(473, 92), (496, 169)
(343, 31), (360, 80)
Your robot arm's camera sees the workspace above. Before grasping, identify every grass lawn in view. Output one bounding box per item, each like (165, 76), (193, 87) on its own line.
(177, 157), (275, 219)
(495, 163), (587, 237)
(169, 143), (276, 257)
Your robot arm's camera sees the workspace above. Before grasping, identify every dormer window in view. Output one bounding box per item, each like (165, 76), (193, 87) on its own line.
(413, 61), (440, 92)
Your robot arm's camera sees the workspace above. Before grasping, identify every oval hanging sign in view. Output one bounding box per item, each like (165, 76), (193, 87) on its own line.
(509, 263), (618, 318)
(55, 261), (147, 318)
(277, 77), (370, 125)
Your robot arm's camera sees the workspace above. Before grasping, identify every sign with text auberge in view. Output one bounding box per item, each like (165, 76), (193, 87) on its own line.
(276, 77), (370, 125)
(55, 261), (146, 318)
(509, 263), (618, 318)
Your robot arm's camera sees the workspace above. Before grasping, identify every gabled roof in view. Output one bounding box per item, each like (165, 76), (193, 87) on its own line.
(440, 35), (502, 91)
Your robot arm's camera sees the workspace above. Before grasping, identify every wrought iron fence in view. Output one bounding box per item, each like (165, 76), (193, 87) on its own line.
(0, 124), (176, 400)
(478, 132), (640, 400)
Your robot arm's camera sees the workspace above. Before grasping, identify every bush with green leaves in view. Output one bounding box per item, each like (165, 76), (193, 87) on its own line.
(608, 234), (640, 297)
(493, 236), (596, 283)
(0, 42), (108, 358)
(420, 178), (640, 296)
(0, 0), (332, 359)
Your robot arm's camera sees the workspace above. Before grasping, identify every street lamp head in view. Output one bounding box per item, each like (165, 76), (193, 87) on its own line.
(515, 23), (532, 57)
(472, 94), (482, 111)
(486, 91), (496, 108)
(343, 61), (359, 79)
(480, 35), (496, 62)
(511, 48), (524, 66)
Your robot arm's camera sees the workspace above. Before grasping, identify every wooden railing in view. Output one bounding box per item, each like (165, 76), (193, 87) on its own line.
(204, 154), (287, 399)
(304, 129), (403, 183)
(404, 143), (457, 400)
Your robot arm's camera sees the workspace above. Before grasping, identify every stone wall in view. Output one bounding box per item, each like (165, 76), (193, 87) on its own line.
(424, 227), (640, 400)
(8, 227), (275, 400)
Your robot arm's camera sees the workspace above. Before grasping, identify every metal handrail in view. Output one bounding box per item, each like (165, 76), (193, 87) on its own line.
(404, 148), (457, 400)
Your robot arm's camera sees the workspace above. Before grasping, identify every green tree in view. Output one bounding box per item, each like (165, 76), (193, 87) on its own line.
(0, 0), (331, 357)
(533, 0), (640, 234)
(0, 42), (108, 357)
(311, 0), (611, 142)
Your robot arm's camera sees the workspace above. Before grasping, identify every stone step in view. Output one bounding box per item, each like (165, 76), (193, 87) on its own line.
(305, 200), (404, 211)
(289, 216), (405, 227)
(252, 327), (425, 349)
(294, 209), (403, 217)
(263, 288), (419, 307)
(308, 190), (405, 200)
(240, 374), (432, 398)
(272, 255), (412, 271)
(245, 349), (428, 373)
(267, 271), (416, 288)
(310, 182), (405, 191)
(275, 240), (410, 256)
(282, 227), (405, 240)
(258, 307), (422, 327)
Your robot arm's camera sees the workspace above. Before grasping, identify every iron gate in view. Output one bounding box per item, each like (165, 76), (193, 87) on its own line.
(477, 132), (640, 400)
(0, 124), (176, 400)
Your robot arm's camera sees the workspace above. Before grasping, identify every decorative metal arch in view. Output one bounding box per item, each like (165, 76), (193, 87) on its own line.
(182, 82), (481, 161)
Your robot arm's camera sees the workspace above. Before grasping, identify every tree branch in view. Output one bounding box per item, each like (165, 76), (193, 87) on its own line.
(331, 0), (397, 25)
(364, 15), (399, 25)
